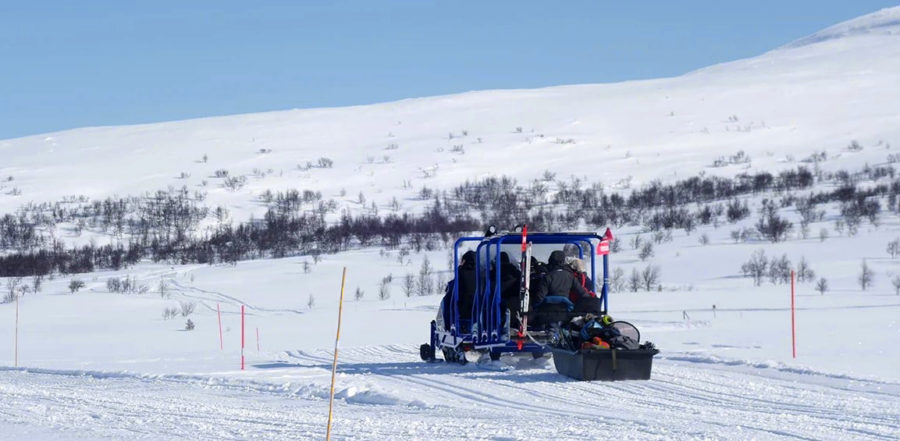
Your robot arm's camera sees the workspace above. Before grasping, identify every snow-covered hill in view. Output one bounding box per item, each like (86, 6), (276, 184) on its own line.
(2, 7), (900, 441)
(2, 7), (900, 220)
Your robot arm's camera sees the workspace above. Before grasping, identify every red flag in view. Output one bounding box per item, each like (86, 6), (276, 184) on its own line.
(603, 228), (614, 241)
(597, 240), (610, 256)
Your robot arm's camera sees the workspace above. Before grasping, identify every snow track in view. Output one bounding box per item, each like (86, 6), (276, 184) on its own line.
(3, 346), (897, 440)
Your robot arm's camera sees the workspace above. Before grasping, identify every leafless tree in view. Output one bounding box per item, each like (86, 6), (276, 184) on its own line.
(628, 268), (641, 292)
(888, 239), (900, 259)
(403, 274), (415, 297)
(815, 278), (828, 295)
(741, 250), (768, 286)
(641, 265), (661, 291)
(858, 260), (874, 291)
(179, 301), (196, 317)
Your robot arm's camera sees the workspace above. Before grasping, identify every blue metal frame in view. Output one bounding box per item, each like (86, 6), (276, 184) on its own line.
(437, 232), (610, 355)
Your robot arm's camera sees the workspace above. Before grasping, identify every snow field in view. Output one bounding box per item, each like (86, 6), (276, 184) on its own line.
(2, 7), (900, 440)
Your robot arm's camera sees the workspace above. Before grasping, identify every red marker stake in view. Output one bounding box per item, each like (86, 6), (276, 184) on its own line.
(241, 305), (246, 370)
(256, 327), (260, 352)
(791, 270), (796, 359)
(217, 303), (224, 351)
(14, 294), (19, 368)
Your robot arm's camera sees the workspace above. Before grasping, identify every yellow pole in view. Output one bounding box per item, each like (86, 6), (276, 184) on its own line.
(326, 267), (347, 441)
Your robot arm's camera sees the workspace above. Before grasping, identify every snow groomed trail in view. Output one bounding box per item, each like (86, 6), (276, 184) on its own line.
(1, 346), (898, 441)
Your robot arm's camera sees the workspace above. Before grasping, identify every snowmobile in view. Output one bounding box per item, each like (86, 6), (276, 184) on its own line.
(419, 226), (659, 381)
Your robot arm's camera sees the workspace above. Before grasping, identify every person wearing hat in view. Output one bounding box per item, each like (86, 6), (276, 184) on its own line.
(568, 258), (594, 301)
(534, 250), (590, 302)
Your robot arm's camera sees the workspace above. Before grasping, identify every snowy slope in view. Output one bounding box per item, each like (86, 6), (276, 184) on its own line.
(1, 8), (899, 221)
(2, 7), (900, 441)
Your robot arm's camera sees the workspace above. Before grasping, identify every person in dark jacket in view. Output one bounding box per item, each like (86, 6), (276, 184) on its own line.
(441, 250), (477, 330)
(527, 250), (589, 326)
(541, 250), (590, 300)
(498, 252), (522, 300)
(495, 252), (523, 325)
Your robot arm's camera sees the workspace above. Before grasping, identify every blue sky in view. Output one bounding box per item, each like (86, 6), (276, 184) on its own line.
(1, 1), (897, 139)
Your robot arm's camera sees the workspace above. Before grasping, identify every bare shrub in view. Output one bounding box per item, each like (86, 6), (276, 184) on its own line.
(628, 268), (641, 292)
(756, 201), (793, 242)
(741, 250), (768, 286)
(403, 274), (415, 297)
(796, 257), (815, 283)
(641, 265), (661, 291)
(768, 254), (792, 285)
(106, 276), (148, 294)
(223, 175), (247, 191)
(638, 242), (654, 261)
(888, 239), (900, 259)
(610, 267), (626, 293)
(69, 279), (85, 294)
(417, 257), (433, 296)
(815, 278), (828, 295)
(379, 276), (391, 300)
(162, 307), (179, 320)
(3, 278), (22, 303)
(859, 260), (874, 290)
(179, 301), (196, 317)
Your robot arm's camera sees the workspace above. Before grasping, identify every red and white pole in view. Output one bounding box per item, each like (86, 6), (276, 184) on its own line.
(241, 304), (245, 370)
(790, 270), (796, 359)
(256, 327), (260, 352)
(217, 303), (223, 351)
(14, 293), (19, 368)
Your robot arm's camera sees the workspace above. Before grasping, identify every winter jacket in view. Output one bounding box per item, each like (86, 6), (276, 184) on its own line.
(441, 251), (477, 329)
(456, 253), (477, 320)
(533, 250), (589, 304)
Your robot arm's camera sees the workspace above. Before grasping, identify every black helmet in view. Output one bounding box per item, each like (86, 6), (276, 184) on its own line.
(548, 250), (566, 267)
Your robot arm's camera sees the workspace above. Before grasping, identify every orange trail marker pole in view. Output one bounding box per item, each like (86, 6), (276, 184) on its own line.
(326, 267), (348, 441)
(256, 327), (260, 352)
(241, 304), (246, 370)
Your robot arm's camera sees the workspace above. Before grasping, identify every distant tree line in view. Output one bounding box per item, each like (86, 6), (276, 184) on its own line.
(1, 164), (897, 277)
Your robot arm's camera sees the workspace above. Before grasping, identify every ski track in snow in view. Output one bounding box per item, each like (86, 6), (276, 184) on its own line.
(2, 345), (897, 441)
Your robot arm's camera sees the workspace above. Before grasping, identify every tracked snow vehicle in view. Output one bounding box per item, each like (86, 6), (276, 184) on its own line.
(419, 226), (659, 381)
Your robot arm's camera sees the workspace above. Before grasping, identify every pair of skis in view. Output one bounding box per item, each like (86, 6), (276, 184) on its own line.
(517, 225), (532, 350)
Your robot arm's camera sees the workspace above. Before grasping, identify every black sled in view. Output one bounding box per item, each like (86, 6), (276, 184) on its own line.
(549, 346), (659, 381)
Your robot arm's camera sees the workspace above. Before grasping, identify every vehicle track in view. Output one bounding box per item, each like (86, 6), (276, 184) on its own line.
(2, 346), (898, 440)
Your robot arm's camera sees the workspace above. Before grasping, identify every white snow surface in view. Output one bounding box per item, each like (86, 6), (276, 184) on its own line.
(2, 7), (900, 441)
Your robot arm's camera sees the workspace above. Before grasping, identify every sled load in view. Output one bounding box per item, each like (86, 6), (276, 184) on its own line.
(419, 226), (659, 381)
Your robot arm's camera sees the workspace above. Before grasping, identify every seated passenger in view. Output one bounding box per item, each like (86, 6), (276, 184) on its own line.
(441, 250), (477, 331)
(528, 250), (590, 327)
(569, 258), (605, 314)
(544, 250), (590, 299)
(568, 258), (595, 302)
(498, 252), (522, 302)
